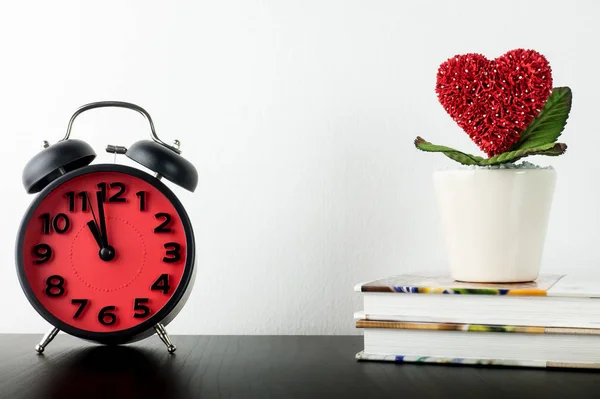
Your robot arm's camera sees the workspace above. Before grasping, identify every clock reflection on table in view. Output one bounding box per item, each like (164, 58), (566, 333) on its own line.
(35, 345), (192, 399)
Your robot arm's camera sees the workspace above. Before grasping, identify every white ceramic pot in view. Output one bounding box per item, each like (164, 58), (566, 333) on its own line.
(433, 168), (557, 283)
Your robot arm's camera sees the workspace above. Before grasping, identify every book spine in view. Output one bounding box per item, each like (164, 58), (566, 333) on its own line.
(356, 320), (545, 333)
(361, 286), (548, 295)
(358, 274), (565, 295)
(355, 351), (600, 369)
(359, 313), (600, 329)
(356, 320), (600, 335)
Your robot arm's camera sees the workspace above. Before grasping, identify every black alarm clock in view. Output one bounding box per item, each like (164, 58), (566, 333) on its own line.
(15, 101), (198, 353)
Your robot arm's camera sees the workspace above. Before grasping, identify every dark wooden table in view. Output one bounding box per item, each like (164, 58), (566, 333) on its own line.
(1, 334), (599, 398)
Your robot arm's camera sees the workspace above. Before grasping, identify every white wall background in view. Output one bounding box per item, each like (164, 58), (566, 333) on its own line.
(1, 0), (599, 335)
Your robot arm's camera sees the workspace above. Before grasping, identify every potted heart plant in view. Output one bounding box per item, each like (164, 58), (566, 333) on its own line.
(415, 48), (572, 283)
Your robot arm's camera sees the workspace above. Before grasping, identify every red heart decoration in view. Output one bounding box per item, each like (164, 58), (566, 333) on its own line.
(435, 49), (552, 157)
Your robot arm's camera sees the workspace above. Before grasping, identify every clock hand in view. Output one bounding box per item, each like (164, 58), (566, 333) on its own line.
(86, 192), (102, 238)
(95, 190), (116, 262)
(86, 221), (103, 249)
(85, 192), (107, 253)
(96, 190), (109, 248)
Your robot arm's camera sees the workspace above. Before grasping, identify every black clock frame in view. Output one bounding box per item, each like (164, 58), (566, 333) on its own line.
(15, 163), (196, 345)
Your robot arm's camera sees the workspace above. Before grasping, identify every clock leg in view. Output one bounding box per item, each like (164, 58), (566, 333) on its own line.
(154, 323), (176, 353)
(35, 327), (60, 354)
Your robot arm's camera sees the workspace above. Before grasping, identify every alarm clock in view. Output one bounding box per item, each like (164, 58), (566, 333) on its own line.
(15, 101), (198, 354)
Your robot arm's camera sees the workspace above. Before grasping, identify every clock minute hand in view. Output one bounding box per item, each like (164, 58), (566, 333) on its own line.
(96, 190), (109, 248)
(95, 190), (116, 262)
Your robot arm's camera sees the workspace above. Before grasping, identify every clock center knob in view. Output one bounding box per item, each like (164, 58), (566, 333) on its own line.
(99, 246), (116, 262)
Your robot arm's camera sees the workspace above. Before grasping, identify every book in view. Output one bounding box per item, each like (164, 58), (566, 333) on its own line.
(355, 351), (600, 370)
(355, 319), (600, 369)
(356, 273), (565, 295)
(355, 273), (600, 328)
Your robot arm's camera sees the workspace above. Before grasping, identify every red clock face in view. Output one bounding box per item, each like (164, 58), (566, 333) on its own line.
(19, 168), (191, 335)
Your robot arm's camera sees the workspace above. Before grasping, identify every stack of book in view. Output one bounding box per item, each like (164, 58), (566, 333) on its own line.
(354, 273), (600, 369)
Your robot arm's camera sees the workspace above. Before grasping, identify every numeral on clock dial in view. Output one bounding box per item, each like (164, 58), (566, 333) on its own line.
(97, 182), (127, 203)
(45, 275), (65, 297)
(98, 306), (117, 326)
(40, 213), (70, 234)
(33, 244), (52, 264)
(162, 243), (181, 263)
(151, 274), (171, 294)
(71, 299), (89, 319)
(65, 191), (89, 212)
(154, 213), (172, 233)
(133, 298), (151, 318)
(136, 191), (147, 211)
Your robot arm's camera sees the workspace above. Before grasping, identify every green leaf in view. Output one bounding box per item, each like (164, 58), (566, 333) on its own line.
(414, 136), (567, 166)
(513, 87), (572, 150)
(414, 137), (484, 165)
(479, 142), (567, 165)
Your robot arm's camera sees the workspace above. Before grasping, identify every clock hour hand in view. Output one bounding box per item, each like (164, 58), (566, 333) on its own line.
(86, 221), (103, 249)
(85, 192), (103, 248)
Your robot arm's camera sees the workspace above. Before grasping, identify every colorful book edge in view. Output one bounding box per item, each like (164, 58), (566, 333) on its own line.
(355, 351), (600, 370)
(357, 273), (567, 296)
(355, 319), (600, 335)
